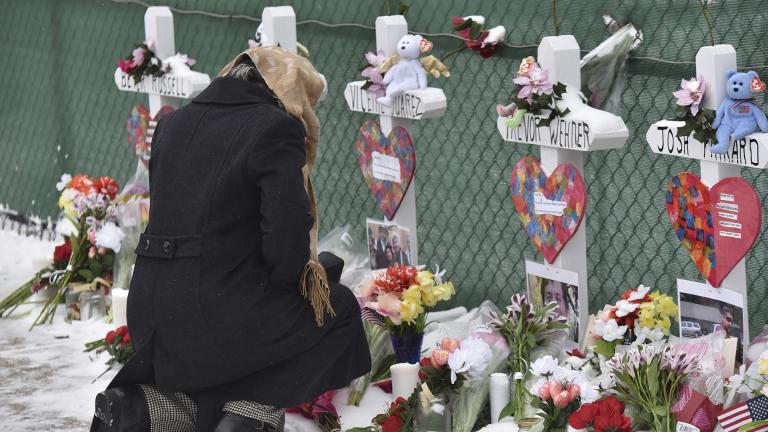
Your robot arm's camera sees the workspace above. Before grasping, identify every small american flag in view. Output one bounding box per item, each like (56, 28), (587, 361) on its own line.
(360, 307), (386, 327)
(717, 395), (768, 432)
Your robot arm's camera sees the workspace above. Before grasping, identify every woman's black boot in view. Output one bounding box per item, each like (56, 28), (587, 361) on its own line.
(91, 385), (150, 432)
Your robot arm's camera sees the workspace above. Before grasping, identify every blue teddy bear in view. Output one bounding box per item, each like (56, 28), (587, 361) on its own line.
(711, 69), (768, 154)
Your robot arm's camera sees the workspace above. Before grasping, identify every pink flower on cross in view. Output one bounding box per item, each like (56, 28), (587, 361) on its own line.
(362, 49), (388, 98)
(673, 76), (706, 115)
(513, 63), (553, 103)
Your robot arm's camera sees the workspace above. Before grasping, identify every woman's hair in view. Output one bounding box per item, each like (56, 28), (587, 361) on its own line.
(226, 57), (275, 97)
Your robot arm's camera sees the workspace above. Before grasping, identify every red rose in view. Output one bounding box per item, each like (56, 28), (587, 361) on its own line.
(94, 176), (120, 200)
(471, 32), (500, 58)
(567, 348), (586, 359)
(568, 402), (598, 428)
(121, 333), (132, 346)
(380, 414), (404, 432)
(593, 413), (633, 432)
(53, 239), (72, 264)
(596, 396), (625, 416)
(118, 59), (136, 74)
(105, 330), (116, 344)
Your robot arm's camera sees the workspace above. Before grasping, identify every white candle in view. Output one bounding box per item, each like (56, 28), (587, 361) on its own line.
(111, 288), (129, 328)
(489, 373), (511, 424)
(390, 362), (420, 399)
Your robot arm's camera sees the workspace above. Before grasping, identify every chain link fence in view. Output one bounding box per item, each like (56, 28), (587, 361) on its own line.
(1, 0), (766, 335)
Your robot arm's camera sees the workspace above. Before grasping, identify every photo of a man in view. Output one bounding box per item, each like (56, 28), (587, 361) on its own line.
(678, 279), (745, 364)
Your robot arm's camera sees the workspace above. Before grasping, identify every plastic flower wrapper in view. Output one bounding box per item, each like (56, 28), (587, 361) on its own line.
(451, 328), (510, 432)
(347, 320), (394, 406)
(490, 294), (569, 423)
(580, 22), (642, 114)
(111, 197), (147, 290)
(606, 344), (702, 431)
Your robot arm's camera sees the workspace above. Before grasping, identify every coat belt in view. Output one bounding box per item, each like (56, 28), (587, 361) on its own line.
(135, 234), (203, 259)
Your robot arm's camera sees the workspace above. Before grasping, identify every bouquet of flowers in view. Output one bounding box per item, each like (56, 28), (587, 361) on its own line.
(0, 174), (124, 327)
(591, 284), (678, 358)
(117, 39), (197, 85)
(287, 391), (341, 432)
(357, 265), (454, 364)
(517, 355), (600, 431)
(491, 294), (569, 423)
(606, 344), (701, 432)
(496, 56), (570, 129)
(348, 321), (395, 406)
(84, 325), (135, 380)
(567, 396), (633, 432)
(449, 15), (506, 59)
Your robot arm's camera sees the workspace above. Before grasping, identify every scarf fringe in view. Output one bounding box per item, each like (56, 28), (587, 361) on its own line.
(300, 259), (336, 327)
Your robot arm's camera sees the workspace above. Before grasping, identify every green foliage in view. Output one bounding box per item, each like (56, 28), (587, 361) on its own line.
(673, 105), (717, 144)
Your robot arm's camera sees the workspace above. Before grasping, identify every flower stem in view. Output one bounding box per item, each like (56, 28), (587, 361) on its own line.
(551, 0), (561, 36)
(698, 0), (715, 46)
(440, 44), (466, 63)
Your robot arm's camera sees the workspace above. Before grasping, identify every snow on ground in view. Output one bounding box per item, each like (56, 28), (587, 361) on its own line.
(0, 230), (390, 431)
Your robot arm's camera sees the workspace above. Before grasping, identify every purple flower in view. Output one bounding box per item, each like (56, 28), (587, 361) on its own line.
(673, 76), (706, 116)
(513, 63), (553, 103)
(248, 39), (260, 49)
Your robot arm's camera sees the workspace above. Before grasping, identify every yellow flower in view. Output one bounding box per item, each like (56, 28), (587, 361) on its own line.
(657, 295), (678, 317)
(638, 311), (656, 329)
(420, 281), (454, 307)
(416, 271), (435, 287)
(759, 358), (768, 376)
(655, 315), (671, 332)
(649, 291), (661, 301)
(400, 285), (424, 324)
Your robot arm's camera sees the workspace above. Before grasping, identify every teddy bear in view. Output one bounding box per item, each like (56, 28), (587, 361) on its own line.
(710, 69), (768, 154)
(376, 34), (429, 107)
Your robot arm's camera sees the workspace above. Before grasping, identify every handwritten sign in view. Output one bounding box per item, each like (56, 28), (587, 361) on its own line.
(496, 113), (627, 152)
(371, 151), (402, 183)
(114, 69), (210, 99)
(533, 192), (567, 216)
(344, 81), (446, 120)
(646, 120), (768, 168)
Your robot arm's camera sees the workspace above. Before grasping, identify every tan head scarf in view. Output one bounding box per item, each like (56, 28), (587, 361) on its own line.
(219, 47), (333, 327)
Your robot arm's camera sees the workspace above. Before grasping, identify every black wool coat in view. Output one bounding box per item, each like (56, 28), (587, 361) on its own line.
(104, 77), (370, 426)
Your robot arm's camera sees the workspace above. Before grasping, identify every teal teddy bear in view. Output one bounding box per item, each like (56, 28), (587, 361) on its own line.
(711, 69), (768, 154)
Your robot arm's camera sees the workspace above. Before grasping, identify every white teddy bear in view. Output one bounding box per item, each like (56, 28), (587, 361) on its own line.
(377, 34), (428, 107)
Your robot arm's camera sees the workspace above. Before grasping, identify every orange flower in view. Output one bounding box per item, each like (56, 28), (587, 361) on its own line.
(68, 174), (95, 194)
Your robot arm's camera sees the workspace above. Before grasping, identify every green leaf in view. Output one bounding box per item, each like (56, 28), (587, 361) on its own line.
(360, 80), (373, 91)
(593, 339), (617, 358)
(77, 268), (94, 281)
(498, 401), (516, 422)
(647, 358), (659, 395)
(553, 82), (567, 98)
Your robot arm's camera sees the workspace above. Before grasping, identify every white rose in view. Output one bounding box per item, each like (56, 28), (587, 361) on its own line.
(95, 222), (125, 253)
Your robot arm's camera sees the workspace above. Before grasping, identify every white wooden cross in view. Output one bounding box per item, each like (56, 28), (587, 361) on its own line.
(496, 36), (629, 339)
(646, 45), (764, 340)
(113, 6), (210, 118)
(111, 6), (210, 329)
(344, 15), (447, 264)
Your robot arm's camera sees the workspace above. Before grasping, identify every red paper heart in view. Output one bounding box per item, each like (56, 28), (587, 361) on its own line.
(354, 119), (416, 220)
(126, 105), (175, 167)
(666, 172), (761, 287)
(510, 157), (587, 264)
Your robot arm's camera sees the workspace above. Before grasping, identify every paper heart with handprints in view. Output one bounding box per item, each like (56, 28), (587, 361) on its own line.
(126, 105), (175, 167)
(354, 119), (416, 220)
(510, 157), (587, 263)
(666, 172), (761, 288)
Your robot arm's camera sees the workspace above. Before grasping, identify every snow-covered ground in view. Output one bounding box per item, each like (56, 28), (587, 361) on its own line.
(0, 230), (394, 431)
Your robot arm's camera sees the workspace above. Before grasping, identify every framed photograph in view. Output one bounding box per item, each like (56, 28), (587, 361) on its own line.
(677, 279), (745, 364)
(525, 260), (580, 342)
(366, 219), (413, 270)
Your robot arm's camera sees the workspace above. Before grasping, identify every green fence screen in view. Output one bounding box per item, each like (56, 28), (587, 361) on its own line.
(1, 0), (766, 335)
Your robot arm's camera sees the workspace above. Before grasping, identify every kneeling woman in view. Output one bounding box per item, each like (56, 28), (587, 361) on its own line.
(91, 47), (371, 432)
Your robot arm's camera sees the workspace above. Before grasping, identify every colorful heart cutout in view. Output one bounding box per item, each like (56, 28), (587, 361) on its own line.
(666, 172), (761, 287)
(510, 157), (587, 264)
(126, 105), (175, 167)
(354, 119), (416, 220)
